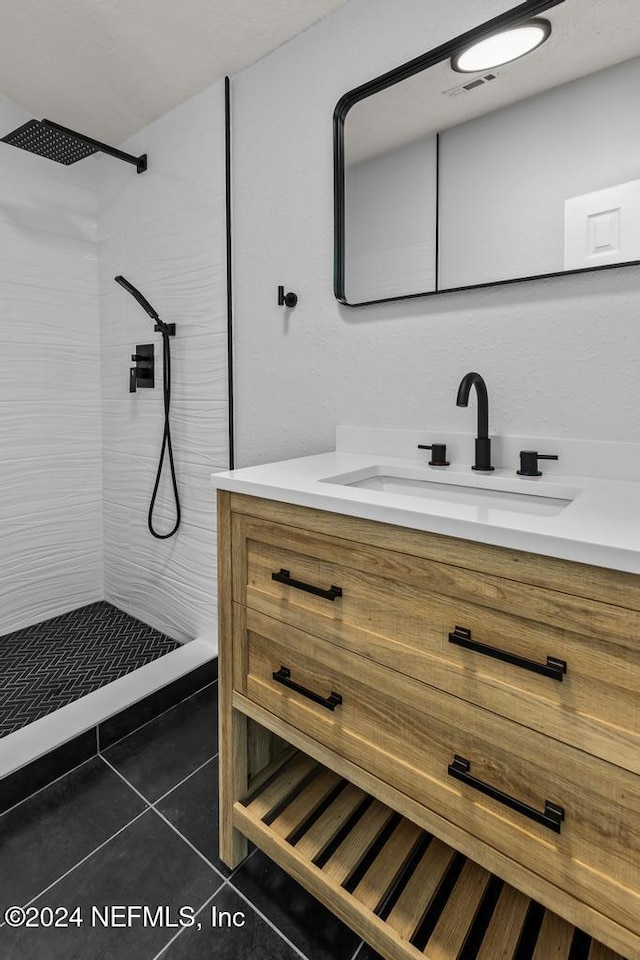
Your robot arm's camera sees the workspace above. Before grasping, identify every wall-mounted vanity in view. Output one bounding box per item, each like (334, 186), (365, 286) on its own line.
(334, 0), (640, 305)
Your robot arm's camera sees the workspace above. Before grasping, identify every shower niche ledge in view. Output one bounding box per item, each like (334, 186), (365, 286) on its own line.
(216, 489), (639, 960)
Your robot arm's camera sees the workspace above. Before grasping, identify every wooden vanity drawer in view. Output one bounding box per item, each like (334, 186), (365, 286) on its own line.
(238, 607), (640, 940)
(234, 515), (640, 773)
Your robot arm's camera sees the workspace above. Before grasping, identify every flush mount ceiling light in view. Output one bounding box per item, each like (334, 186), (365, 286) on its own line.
(451, 18), (551, 73)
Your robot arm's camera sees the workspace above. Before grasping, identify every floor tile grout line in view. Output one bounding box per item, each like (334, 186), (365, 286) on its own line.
(150, 881), (227, 960)
(8, 808), (149, 919)
(145, 753), (218, 805)
(99, 678), (218, 752)
(0, 751), (100, 820)
(150, 806), (227, 880)
(100, 755), (227, 880)
(226, 879), (313, 960)
(350, 940), (366, 960)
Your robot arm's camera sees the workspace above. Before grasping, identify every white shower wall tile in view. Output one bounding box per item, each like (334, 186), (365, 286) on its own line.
(0, 400), (102, 460)
(0, 503), (103, 634)
(104, 556), (216, 645)
(103, 505), (218, 646)
(99, 77), (227, 648)
(0, 221), (97, 294)
(121, 195), (225, 291)
(103, 398), (228, 466)
(0, 163), (97, 243)
(0, 283), (99, 347)
(1, 455), (102, 522)
(1, 340), (100, 402)
(106, 456), (221, 532)
(98, 235), (124, 295)
(0, 557), (104, 636)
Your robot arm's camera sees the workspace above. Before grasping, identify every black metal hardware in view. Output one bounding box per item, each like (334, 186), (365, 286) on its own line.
(272, 666), (343, 711)
(334, 1), (576, 308)
(517, 450), (559, 477)
(2, 119), (148, 172)
(456, 372), (495, 471)
(272, 569), (342, 601)
(155, 323), (176, 336)
(449, 626), (566, 681)
(447, 755), (565, 833)
(417, 443), (450, 466)
(278, 285), (298, 308)
(43, 120), (147, 172)
(129, 343), (154, 393)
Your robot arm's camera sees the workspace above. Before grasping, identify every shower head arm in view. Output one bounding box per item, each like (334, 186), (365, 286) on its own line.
(42, 120), (147, 173)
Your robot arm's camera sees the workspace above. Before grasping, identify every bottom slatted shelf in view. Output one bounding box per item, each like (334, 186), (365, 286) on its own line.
(233, 751), (628, 960)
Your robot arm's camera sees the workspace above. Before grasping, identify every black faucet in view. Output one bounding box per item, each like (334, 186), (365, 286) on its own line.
(456, 372), (495, 471)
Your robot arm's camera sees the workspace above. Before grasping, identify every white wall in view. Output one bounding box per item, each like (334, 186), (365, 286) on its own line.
(98, 82), (228, 646)
(439, 56), (640, 287)
(231, 0), (640, 469)
(345, 134), (437, 302)
(0, 95), (103, 635)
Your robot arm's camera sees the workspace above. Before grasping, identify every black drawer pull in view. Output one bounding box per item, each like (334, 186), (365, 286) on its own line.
(449, 626), (567, 682)
(448, 755), (565, 833)
(272, 666), (343, 711)
(272, 568), (343, 601)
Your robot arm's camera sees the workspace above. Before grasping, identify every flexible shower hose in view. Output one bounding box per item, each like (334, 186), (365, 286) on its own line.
(148, 329), (181, 539)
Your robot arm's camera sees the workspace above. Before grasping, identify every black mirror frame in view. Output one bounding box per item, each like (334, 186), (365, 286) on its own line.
(332, 0), (639, 306)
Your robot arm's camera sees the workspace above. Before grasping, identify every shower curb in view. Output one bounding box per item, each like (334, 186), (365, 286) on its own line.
(0, 658), (217, 815)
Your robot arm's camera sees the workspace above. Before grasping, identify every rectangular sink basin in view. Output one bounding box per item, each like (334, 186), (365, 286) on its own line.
(321, 466), (580, 518)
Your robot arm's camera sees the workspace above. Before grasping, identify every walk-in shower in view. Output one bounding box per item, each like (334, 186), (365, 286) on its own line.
(0, 121), (213, 812)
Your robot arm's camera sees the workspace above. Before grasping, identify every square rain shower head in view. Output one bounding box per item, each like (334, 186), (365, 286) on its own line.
(1, 119), (99, 165)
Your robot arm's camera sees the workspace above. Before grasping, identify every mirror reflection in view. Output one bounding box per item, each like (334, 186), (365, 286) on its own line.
(337, 0), (640, 305)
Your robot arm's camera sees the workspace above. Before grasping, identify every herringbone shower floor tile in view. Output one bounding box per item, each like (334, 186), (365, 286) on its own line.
(0, 602), (180, 738)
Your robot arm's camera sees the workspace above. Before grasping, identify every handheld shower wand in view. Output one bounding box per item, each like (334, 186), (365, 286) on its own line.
(115, 275), (181, 540)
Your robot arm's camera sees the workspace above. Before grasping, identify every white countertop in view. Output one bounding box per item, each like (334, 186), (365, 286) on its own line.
(211, 448), (640, 575)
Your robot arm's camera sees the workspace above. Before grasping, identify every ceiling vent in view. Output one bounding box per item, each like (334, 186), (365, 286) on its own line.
(443, 73), (498, 97)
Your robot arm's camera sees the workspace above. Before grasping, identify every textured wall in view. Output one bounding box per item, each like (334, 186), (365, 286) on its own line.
(231, 0), (640, 468)
(0, 95), (103, 635)
(98, 83), (228, 647)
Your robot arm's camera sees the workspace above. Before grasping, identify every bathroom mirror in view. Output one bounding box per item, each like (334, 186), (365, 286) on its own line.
(334, 0), (640, 305)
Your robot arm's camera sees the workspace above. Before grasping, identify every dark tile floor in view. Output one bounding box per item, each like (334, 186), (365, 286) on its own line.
(0, 681), (367, 960)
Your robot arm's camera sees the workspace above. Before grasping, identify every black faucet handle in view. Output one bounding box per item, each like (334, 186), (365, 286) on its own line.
(517, 450), (559, 477)
(418, 443), (450, 466)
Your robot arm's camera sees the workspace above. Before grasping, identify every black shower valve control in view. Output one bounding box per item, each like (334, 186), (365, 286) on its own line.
(129, 343), (155, 393)
(517, 450), (559, 477)
(418, 442), (450, 466)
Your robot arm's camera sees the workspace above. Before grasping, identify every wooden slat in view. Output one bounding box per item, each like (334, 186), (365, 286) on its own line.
(531, 910), (574, 960)
(270, 767), (343, 839)
(323, 799), (396, 885)
(295, 783), (367, 860)
(235, 691), (638, 960)
(386, 838), (456, 941)
(476, 884), (531, 960)
(424, 860), (492, 960)
(246, 744), (298, 799)
(234, 799), (429, 960)
(246, 752), (317, 820)
(588, 940), (626, 960)
(353, 819), (424, 912)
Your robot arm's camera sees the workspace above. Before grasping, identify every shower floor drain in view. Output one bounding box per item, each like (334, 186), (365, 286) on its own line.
(0, 602), (181, 737)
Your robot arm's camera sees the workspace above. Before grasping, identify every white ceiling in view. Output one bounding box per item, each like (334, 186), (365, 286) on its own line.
(0, 0), (350, 145)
